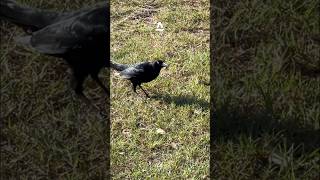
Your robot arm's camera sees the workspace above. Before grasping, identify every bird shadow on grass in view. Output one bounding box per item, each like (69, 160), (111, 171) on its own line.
(152, 92), (210, 110)
(212, 100), (320, 153)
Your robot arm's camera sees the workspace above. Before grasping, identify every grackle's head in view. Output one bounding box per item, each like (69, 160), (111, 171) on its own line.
(155, 60), (168, 68)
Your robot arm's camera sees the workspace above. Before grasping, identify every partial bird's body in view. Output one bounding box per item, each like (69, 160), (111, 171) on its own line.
(0, 0), (110, 105)
(0, 0), (106, 34)
(111, 60), (168, 97)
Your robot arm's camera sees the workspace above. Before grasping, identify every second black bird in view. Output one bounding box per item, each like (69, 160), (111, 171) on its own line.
(110, 60), (168, 98)
(0, 0), (110, 105)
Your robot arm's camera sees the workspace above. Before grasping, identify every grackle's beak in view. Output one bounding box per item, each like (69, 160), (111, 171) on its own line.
(162, 63), (168, 68)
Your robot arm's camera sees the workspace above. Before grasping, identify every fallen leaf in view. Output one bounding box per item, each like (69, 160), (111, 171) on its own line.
(170, 142), (178, 149)
(156, 128), (166, 135)
(122, 129), (132, 137)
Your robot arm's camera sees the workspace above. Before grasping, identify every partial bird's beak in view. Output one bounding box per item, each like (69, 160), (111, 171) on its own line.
(162, 63), (168, 68)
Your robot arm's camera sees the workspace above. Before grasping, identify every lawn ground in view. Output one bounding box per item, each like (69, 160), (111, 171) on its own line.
(1, 1), (110, 179)
(211, 0), (320, 179)
(110, 0), (210, 178)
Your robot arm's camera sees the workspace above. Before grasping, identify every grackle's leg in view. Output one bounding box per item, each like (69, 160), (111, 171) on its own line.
(72, 73), (105, 119)
(91, 74), (109, 95)
(71, 73), (91, 105)
(132, 83), (138, 94)
(138, 84), (150, 98)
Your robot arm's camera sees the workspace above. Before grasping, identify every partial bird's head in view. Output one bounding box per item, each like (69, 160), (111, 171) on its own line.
(154, 60), (168, 68)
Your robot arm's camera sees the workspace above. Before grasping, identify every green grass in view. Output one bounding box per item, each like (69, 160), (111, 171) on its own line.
(2, 0), (317, 179)
(212, 0), (320, 179)
(110, 0), (209, 178)
(1, 0), (210, 179)
(1, 0), (109, 179)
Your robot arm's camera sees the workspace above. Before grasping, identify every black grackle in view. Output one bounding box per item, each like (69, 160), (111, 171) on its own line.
(110, 60), (168, 98)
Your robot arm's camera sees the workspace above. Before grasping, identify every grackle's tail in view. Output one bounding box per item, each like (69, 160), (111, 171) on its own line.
(110, 61), (129, 71)
(0, 0), (64, 33)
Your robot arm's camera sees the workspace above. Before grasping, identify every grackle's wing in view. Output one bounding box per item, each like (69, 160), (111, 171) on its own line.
(119, 62), (151, 79)
(119, 67), (145, 79)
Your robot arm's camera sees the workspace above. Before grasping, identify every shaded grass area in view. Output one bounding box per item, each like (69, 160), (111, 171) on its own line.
(111, 0), (209, 178)
(1, 0), (109, 179)
(211, 0), (320, 179)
